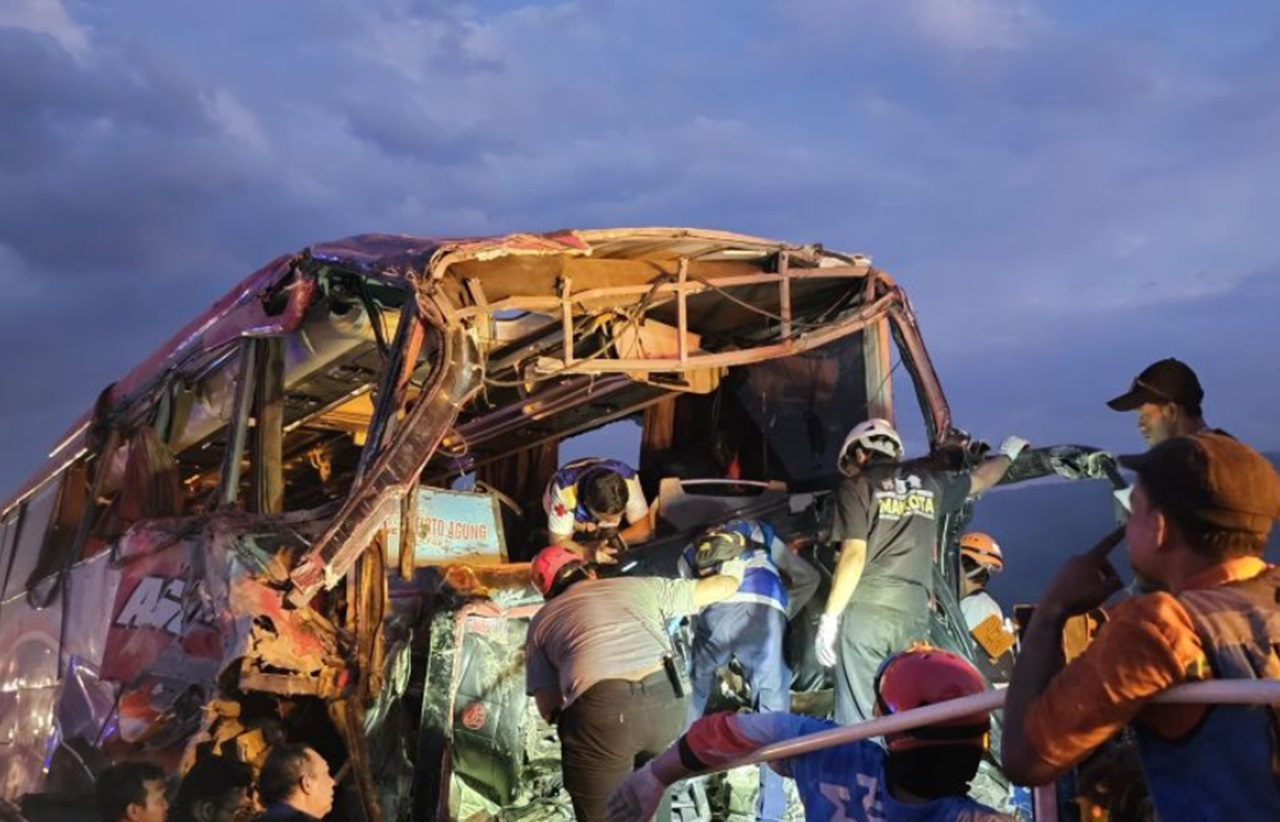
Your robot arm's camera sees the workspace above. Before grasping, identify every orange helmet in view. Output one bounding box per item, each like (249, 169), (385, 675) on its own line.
(530, 545), (585, 597)
(959, 532), (1003, 576)
(874, 645), (990, 752)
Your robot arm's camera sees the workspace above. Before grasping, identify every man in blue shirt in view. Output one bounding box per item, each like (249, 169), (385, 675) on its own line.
(678, 518), (820, 821)
(607, 646), (1014, 822)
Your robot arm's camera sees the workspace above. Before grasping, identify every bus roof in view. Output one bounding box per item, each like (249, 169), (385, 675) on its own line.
(3, 226), (890, 515)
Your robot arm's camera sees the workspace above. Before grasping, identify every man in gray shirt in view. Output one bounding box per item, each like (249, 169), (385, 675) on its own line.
(525, 545), (742, 821)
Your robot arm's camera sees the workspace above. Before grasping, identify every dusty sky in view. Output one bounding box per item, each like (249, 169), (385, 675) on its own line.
(3, 0), (1279, 500)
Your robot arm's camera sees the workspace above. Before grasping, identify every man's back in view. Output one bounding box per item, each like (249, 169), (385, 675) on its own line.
(836, 462), (969, 605)
(256, 805), (319, 822)
(526, 576), (695, 704)
(777, 717), (1013, 822)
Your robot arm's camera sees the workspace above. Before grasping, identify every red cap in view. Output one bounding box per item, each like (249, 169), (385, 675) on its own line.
(875, 644), (989, 751)
(530, 545), (585, 597)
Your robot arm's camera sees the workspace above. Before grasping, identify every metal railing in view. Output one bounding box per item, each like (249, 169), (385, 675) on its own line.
(720, 679), (1280, 768)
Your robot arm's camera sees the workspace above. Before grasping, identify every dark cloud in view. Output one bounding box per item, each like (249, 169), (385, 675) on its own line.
(342, 99), (517, 165)
(2, 0), (1280, 503)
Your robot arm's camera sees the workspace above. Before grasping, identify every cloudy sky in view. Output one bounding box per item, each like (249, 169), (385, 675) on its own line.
(2, 0), (1279, 500)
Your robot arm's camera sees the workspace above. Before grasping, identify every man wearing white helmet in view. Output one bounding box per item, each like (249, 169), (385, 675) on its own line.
(817, 418), (1028, 723)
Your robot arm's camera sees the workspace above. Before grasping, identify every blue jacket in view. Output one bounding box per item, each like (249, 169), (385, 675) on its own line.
(681, 519), (788, 614)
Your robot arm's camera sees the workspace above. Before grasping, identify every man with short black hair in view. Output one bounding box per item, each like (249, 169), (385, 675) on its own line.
(1106, 358), (1216, 448)
(96, 762), (168, 822)
(256, 745), (334, 822)
(544, 457), (654, 560)
(1002, 433), (1280, 821)
(171, 756), (256, 822)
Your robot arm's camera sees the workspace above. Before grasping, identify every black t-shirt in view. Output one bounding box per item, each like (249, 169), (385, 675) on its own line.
(831, 460), (971, 608)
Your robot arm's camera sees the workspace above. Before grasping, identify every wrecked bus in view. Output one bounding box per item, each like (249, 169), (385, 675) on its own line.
(0, 228), (1104, 820)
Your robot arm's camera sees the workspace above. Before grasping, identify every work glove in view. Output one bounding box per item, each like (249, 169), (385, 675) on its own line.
(999, 436), (1030, 462)
(718, 558), (747, 584)
(815, 613), (840, 667)
(606, 761), (667, 822)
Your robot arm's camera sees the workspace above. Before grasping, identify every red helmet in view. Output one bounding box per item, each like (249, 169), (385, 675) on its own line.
(874, 644), (990, 752)
(959, 532), (1003, 576)
(530, 545), (585, 597)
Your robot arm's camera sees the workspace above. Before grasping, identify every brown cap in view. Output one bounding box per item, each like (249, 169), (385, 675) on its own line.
(1107, 358), (1204, 411)
(1120, 434), (1280, 536)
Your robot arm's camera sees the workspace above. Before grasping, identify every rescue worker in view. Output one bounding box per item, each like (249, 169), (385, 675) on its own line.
(544, 457), (654, 561)
(607, 645), (1016, 822)
(525, 545), (743, 821)
(817, 418), (1027, 723)
(677, 518), (820, 822)
(1001, 433), (1280, 821)
(1106, 358), (1216, 448)
(958, 532), (1018, 676)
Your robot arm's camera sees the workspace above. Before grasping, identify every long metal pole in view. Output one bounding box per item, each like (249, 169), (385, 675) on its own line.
(725, 680), (1280, 770)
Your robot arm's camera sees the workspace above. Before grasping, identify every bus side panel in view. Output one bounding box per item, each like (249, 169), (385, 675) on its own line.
(0, 592), (62, 799)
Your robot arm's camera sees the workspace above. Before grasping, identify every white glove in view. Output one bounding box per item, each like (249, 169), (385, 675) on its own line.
(606, 761), (667, 822)
(815, 613), (840, 667)
(999, 436), (1030, 462)
(718, 558), (747, 584)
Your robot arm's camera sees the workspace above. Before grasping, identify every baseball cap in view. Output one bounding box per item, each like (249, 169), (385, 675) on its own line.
(1107, 358), (1204, 411)
(1119, 434), (1280, 536)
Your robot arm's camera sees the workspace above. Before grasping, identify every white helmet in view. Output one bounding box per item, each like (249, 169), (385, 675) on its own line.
(840, 418), (904, 461)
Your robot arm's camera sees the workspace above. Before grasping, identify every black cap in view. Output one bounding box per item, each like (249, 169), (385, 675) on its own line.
(1107, 358), (1204, 412)
(1119, 434), (1280, 537)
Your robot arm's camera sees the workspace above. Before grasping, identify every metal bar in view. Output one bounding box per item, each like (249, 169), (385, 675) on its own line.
(251, 337), (286, 514)
(676, 259), (689, 364)
(864, 283), (895, 424)
(218, 341), (259, 507)
(723, 679), (1280, 772)
(561, 275), (574, 366)
(443, 265), (874, 321)
(515, 289), (900, 374)
(352, 301), (421, 489)
(438, 376), (633, 456)
(778, 252), (792, 339)
(428, 390), (672, 482)
(1033, 786), (1059, 822)
(886, 297), (952, 443)
(464, 277), (493, 346)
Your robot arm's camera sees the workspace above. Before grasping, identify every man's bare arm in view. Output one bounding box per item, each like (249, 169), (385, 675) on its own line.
(693, 571), (742, 609)
(968, 455), (1013, 496)
(620, 515), (654, 544)
(824, 538), (867, 617)
(533, 688), (564, 725)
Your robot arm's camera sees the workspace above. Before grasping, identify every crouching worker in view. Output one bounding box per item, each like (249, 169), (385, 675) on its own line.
(678, 519), (820, 821)
(525, 545), (744, 821)
(607, 645), (1015, 822)
(544, 457), (654, 562)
